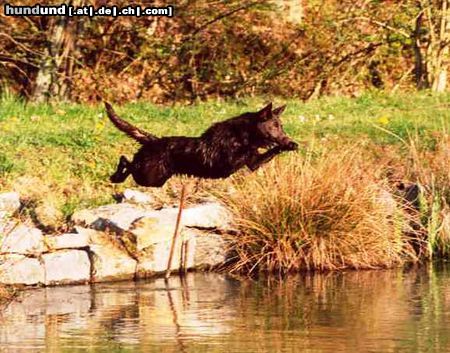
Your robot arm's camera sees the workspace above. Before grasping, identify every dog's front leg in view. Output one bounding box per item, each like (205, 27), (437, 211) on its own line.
(247, 146), (284, 171)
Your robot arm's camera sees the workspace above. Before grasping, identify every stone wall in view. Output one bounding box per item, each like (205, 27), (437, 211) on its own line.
(0, 191), (230, 286)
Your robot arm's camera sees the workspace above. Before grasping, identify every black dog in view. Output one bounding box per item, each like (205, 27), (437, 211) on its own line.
(105, 102), (298, 187)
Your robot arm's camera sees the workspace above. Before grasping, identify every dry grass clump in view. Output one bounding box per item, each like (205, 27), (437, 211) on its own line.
(406, 132), (450, 256)
(407, 132), (450, 202)
(220, 147), (420, 274)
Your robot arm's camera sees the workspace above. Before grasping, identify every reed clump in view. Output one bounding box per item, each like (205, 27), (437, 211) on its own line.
(406, 132), (450, 257)
(221, 147), (421, 274)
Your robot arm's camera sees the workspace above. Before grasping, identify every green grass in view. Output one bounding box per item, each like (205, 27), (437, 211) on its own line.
(0, 90), (449, 224)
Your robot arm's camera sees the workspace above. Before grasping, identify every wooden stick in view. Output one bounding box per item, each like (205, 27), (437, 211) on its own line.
(165, 183), (187, 280)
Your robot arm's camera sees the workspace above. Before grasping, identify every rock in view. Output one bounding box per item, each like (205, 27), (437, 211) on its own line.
(43, 250), (90, 285)
(0, 224), (46, 255)
(34, 201), (63, 230)
(394, 182), (423, 211)
(377, 188), (398, 217)
(134, 226), (227, 278)
(191, 230), (228, 269)
(90, 244), (137, 282)
(182, 202), (231, 229)
(0, 254), (44, 285)
(83, 228), (137, 282)
(0, 192), (20, 219)
(130, 216), (201, 278)
(72, 203), (151, 231)
(136, 229), (195, 278)
(45, 232), (90, 250)
(0, 220), (17, 237)
(71, 202), (231, 233)
(138, 202), (231, 229)
(401, 183), (422, 210)
(63, 202), (230, 282)
(122, 189), (153, 204)
(129, 216), (177, 253)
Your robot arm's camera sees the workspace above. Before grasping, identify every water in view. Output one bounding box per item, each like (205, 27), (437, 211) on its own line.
(1, 264), (450, 353)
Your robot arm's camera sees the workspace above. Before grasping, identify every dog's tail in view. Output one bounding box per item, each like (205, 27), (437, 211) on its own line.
(104, 102), (157, 144)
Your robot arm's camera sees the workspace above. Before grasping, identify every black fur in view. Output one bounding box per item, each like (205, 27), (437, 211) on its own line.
(105, 102), (298, 187)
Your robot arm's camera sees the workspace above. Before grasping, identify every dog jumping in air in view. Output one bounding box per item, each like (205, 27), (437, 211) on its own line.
(105, 102), (298, 187)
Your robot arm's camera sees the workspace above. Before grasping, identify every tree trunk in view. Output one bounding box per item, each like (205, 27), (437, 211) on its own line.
(414, 0), (450, 92)
(32, 17), (68, 102)
(413, 11), (428, 88)
(32, 1), (83, 102)
(431, 0), (450, 92)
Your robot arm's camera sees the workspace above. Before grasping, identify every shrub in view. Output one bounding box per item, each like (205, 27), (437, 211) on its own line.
(220, 147), (420, 274)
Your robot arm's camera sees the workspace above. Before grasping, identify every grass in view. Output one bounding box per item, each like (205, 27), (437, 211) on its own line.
(218, 147), (421, 273)
(404, 132), (450, 257)
(0, 91), (449, 270)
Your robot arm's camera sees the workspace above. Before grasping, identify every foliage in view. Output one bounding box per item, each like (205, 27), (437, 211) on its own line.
(1, 0), (443, 103)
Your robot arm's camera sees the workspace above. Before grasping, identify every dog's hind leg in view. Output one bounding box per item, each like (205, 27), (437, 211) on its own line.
(110, 155), (131, 183)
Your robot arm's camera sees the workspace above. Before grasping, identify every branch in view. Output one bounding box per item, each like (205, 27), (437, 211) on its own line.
(191, 0), (265, 37)
(145, 0), (267, 90)
(0, 32), (44, 57)
(343, 16), (410, 38)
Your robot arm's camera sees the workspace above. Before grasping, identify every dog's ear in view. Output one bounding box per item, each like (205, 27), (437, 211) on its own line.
(272, 105), (286, 116)
(258, 102), (273, 120)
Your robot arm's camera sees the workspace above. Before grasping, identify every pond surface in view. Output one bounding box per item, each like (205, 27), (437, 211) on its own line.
(1, 264), (450, 352)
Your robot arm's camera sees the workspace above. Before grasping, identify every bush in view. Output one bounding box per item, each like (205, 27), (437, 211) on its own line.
(220, 147), (420, 274)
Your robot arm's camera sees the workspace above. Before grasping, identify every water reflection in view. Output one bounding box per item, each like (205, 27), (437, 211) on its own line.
(1, 264), (450, 352)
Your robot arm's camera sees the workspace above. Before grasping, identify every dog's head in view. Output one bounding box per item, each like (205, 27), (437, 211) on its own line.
(255, 102), (298, 151)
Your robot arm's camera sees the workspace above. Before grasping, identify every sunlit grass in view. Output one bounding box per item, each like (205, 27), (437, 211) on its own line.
(218, 147), (421, 273)
(0, 91), (449, 231)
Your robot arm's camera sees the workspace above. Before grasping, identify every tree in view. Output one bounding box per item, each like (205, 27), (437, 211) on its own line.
(414, 0), (450, 92)
(32, 0), (83, 102)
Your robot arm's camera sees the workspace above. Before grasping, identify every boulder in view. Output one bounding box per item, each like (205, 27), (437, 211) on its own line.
(81, 228), (137, 282)
(90, 244), (137, 282)
(136, 229), (196, 278)
(129, 216), (177, 253)
(130, 214), (228, 278)
(34, 200), (63, 230)
(0, 192), (20, 219)
(0, 224), (46, 255)
(43, 250), (90, 285)
(72, 202), (231, 279)
(190, 230), (228, 269)
(122, 189), (153, 204)
(45, 232), (90, 250)
(138, 202), (231, 229)
(71, 202), (231, 233)
(182, 202), (231, 229)
(72, 203), (151, 231)
(0, 220), (17, 238)
(377, 188), (398, 217)
(0, 254), (44, 285)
